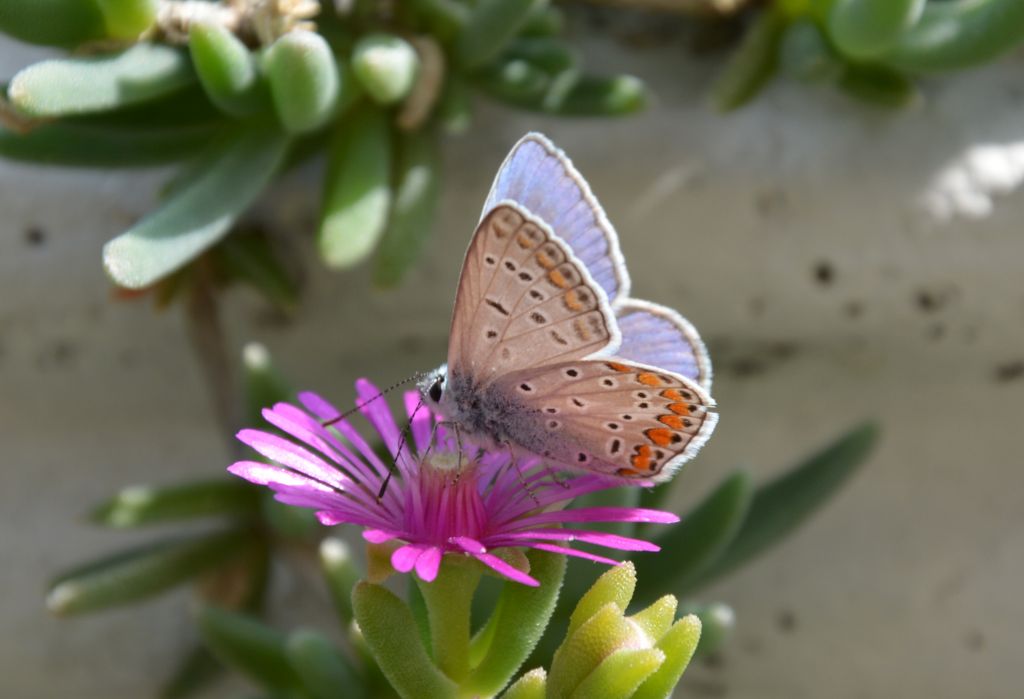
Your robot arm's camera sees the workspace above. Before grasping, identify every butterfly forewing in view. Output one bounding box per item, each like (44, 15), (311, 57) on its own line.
(493, 359), (717, 481)
(448, 204), (619, 385)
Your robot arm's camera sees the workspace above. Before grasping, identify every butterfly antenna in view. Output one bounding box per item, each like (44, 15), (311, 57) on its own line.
(377, 396), (427, 502)
(321, 372), (427, 428)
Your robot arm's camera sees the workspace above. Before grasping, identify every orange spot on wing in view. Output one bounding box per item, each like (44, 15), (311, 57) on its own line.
(548, 268), (570, 288)
(564, 289), (584, 312)
(645, 428), (674, 448)
(617, 467), (641, 478)
(668, 402), (689, 415)
(661, 389), (682, 401)
(573, 318), (591, 341)
(606, 361), (632, 373)
(637, 372), (662, 387)
(658, 415), (684, 429)
(630, 445), (653, 471)
(516, 232), (533, 249)
(536, 250), (556, 269)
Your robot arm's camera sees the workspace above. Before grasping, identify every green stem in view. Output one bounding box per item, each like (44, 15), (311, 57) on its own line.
(415, 557), (482, 684)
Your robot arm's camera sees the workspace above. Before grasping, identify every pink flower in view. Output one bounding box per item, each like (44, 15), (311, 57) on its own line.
(229, 379), (679, 586)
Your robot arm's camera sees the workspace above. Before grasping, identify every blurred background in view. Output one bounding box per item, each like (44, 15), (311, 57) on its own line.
(2, 2), (1022, 697)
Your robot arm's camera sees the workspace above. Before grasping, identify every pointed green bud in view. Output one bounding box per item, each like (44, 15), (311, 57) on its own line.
(500, 668), (546, 699)
(351, 34), (421, 105)
(264, 31), (341, 133)
(95, 0), (158, 39)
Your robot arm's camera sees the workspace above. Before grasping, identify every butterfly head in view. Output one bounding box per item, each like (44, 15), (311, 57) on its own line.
(418, 364), (448, 407)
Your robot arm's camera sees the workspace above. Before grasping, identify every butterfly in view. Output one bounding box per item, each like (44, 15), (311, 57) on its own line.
(420, 133), (717, 482)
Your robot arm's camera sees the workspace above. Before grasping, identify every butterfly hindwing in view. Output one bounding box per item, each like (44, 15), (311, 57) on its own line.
(482, 133), (630, 305)
(615, 299), (713, 391)
(448, 203), (620, 385)
(493, 358), (717, 482)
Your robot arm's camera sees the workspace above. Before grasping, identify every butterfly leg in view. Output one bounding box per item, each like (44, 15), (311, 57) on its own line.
(503, 442), (540, 505)
(376, 398), (427, 502)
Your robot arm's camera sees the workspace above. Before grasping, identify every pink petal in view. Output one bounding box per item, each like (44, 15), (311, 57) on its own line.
(228, 461), (333, 492)
(510, 507), (679, 529)
(355, 379), (401, 454)
(392, 545), (424, 573)
(363, 529), (400, 544)
(236, 429), (347, 489)
(298, 391), (392, 481)
(529, 543), (622, 566)
(415, 547), (443, 582)
(403, 391), (433, 455)
(450, 536), (486, 554)
(492, 529), (661, 552)
(473, 552), (539, 587)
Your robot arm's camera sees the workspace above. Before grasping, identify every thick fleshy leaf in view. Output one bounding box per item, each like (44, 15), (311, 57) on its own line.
(159, 645), (223, 699)
(286, 629), (364, 699)
(352, 582), (459, 699)
(780, 19), (843, 83)
(632, 615), (702, 699)
(549, 74), (646, 116)
(680, 602), (734, 657)
(90, 478), (260, 527)
(0, 123), (215, 168)
(521, 4), (563, 36)
(457, 0), (546, 69)
(570, 648), (664, 699)
(8, 44), (194, 117)
(477, 59), (550, 107)
(264, 31), (341, 134)
(712, 8), (787, 111)
(317, 106), (393, 269)
(568, 560), (635, 637)
(0, 0), (105, 47)
(504, 36), (577, 74)
(465, 550), (566, 697)
(197, 606), (300, 690)
(881, 0), (1024, 73)
(547, 603), (638, 699)
(416, 556), (482, 683)
(629, 596), (677, 644)
(47, 529), (247, 615)
(828, 0), (925, 59)
(500, 668), (547, 699)
(319, 538), (363, 625)
(691, 422), (879, 587)
(96, 0), (158, 39)
(352, 33), (420, 105)
(373, 128), (440, 287)
(837, 64), (916, 108)
(189, 22), (265, 116)
(635, 471), (752, 600)
(102, 125), (288, 289)
(67, 83), (225, 129)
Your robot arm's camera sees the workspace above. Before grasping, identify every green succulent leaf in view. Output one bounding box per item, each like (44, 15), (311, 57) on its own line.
(635, 471), (752, 600)
(712, 7), (787, 111)
(7, 44), (194, 118)
(373, 128), (441, 287)
(0, 123), (216, 168)
(881, 0), (1024, 73)
(570, 648), (664, 699)
(352, 33), (421, 105)
(632, 615), (702, 699)
(568, 560), (635, 638)
(679, 602), (734, 657)
(286, 629), (364, 699)
(102, 124), (288, 289)
(197, 606), (300, 691)
(409, 0), (469, 43)
(416, 558), (482, 683)
(457, 0), (547, 70)
(46, 529), (248, 616)
(780, 19), (843, 82)
(548, 603), (638, 698)
(629, 596), (677, 644)
(466, 550), (566, 696)
(264, 31), (341, 134)
(0, 0), (105, 47)
(504, 36), (578, 75)
(66, 83), (226, 129)
(521, 4), (564, 36)
(691, 422), (879, 587)
(477, 59), (551, 107)
(90, 478), (260, 528)
(828, 0), (926, 59)
(317, 106), (393, 269)
(500, 668), (547, 699)
(549, 74), (646, 116)
(352, 582), (459, 699)
(837, 63), (917, 108)
(159, 644), (224, 699)
(96, 0), (158, 39)
(189, 22), (265, 116)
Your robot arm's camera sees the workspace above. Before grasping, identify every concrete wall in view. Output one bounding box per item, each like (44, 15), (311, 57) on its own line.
(2, 29), (1021, 698)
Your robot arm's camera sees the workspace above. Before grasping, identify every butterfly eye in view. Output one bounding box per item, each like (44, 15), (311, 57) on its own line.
(429, 378), (444, 403)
